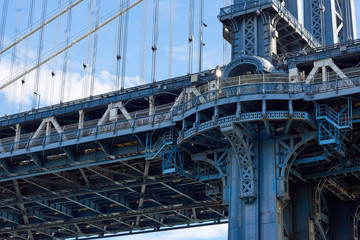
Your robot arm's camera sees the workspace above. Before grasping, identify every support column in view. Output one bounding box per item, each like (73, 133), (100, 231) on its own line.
(228, 149), (240, 239)
(222, 124), (258, 240)
(292, 184), (315, 240)
(14, 124), (21, 149)
(78, 110), (85, 130)
(223, 126), (284, 240)
(258, 130), (283, 240)
(149, 95), (155, 115)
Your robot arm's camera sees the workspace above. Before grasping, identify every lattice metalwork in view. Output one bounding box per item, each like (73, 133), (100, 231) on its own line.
(221, 124), (256, 202)
(311, 0), (325, 44)
(243, 15), (256, 56)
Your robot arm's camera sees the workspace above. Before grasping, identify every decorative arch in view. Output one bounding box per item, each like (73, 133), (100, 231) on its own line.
(223, 55), (277, 78)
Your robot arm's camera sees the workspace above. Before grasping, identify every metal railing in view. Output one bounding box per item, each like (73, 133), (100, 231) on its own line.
(146, 131), (174, 159)
(1, 70), (360, 154)
(279, 38), (360, 59)
(317, 104), (350, 128)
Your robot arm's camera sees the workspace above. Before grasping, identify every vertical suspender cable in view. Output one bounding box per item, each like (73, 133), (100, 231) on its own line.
(151, 0), (159, 83)
(121, 0), (129, 90)
(32, 0), (48, 109)
(140, 0), (148, 85)
(0, 0), (10, 66)
(20, 0), (35, 112)
(10, 0), (23, 78)
(188, 0), (194, 75)
(198, 0), (204, 73)
(60, 0), (73, 103)
(90, 0), (101, 97)
(82, 0), (93, 97)
(168, 0), (174, 79)
(10, 0), (23, 113)
(115, 0), (124, 90)
(49, 0), (62, 105)
(112, 0), (120, 91)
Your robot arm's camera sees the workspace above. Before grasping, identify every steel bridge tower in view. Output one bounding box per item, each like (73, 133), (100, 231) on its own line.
(218, 0), (359, 239)
(0, 0), (359, 240)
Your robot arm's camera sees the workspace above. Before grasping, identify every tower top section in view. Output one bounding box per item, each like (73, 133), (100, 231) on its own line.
(219, 0), (357, 75)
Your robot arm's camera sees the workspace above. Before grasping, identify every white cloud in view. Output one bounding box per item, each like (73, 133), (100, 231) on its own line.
(0, 55), (141, 115)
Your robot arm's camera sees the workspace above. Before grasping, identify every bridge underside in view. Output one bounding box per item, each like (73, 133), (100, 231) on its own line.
(0, 156), (225, 239)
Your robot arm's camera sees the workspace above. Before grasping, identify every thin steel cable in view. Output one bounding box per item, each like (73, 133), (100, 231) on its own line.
(151, 0), (159, 83)
(115, 0), (124, 90)
(198, 0), (204, 73)
(0, 0), (10, 66)
(90, 0), (101, 97)
(0, 0), (144, 91)
(140, 0), (148, 85)
(60, 0), (73, 103)
(19, 0), (35, 112)
(223, 0), (229, 66)
(120, 0), (129, 90)
(82, 0), (93, 98)
(188, 0), (194, 75)
(0, 0), (84, 56)
(10, 0), (23, 114)
(32, 0), (48, 110)
(168, 0), (174, 79)
(49, 0), (63, 106)
(111, 0), (121, 91)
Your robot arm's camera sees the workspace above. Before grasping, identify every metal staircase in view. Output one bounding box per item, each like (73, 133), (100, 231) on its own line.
(316, 104), (351, 157)
(145, 131), (174, 160)
(162, 145), (184, 174)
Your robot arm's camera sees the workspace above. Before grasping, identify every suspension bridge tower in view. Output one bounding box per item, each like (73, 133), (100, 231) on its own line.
(217, 0), (358, 239)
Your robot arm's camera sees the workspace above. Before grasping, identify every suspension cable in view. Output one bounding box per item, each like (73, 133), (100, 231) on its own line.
(168, 0), (174, 79)
(82, 0), (93, 97)
(0, 0), (10, 65)
(198, 0), (204, 73)
(60, 0), (73, 103)
(32, 0), (48, 110)
(0, 0), (144, 91)
(188, 0), (194, 75)
(115, 0), (124, 90)
(90, 0), (101, 97)
(140, 0), (148, 85)
(19, 0), (35, 112)
(121, 0), (129, 90)
(49, 0), (63, 106)
(151, 0), (160, 83)
(0, 0), (84, 56)
(223, 0), (229, 66)
(10, 0), (23, 114)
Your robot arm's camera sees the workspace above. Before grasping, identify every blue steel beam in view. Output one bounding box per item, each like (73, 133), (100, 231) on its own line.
(293, 154), (328, 165)
(0, 74), (215, 129)
(0, 201), (224, 234)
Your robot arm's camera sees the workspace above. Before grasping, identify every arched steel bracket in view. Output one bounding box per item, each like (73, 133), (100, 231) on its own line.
(220, 124), (256, 203)
(276, 132), (317, 202)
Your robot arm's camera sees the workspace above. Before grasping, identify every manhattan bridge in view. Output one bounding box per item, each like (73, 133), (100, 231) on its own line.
(0, 0), (359, 239)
